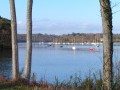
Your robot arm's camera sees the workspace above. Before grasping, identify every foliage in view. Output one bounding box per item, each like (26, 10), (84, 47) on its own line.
(0, 16), (10, 30)
(0, 16), (11, 49)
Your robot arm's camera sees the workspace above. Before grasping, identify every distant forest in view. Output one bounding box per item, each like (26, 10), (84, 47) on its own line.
(17, 33), (120, 43)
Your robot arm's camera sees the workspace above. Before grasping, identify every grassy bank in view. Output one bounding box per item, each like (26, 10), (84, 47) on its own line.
(0, 71), (120, 90)
(1, 59), (120, 90)
(0, 71), (103, 90)
(1, 68), (120, 90)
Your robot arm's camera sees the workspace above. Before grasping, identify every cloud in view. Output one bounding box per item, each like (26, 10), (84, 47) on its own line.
(17, 19), (102, 34)
(17, 21), (26, 27)
(17, 21), (26, 33)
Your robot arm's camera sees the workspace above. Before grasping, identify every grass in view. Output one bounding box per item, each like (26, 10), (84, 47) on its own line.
(0, 71), (102, 90)
(0, 68), (120, 90)
(1, 55), (120, 90)
(0, 69), (120, 90)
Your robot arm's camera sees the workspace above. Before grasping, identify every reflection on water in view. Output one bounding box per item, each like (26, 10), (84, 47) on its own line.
(0, 49), (12, 77)
(0, 49), (12, 58)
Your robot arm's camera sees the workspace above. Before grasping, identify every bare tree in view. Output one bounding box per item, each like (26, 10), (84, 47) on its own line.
(24, 0), (33, 80)
(99, 0), (113, 90)
(9, 0), (19, 80)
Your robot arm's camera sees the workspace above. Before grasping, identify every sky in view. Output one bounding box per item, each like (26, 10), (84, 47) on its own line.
(0, 0), (120, 35)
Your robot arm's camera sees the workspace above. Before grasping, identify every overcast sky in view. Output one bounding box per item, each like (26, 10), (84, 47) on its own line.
(0, 0), (120, 35)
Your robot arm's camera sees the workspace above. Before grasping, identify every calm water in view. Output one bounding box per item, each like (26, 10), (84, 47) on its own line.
(19, 43), (103, 82)
(0, 43), (120, 82)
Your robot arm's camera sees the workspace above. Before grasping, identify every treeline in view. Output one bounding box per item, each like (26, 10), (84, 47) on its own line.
(0, 16), (11, 49)
(17, 33), (56, 42)
(17, 33), (120, 43)
(0, 16), (11, 32)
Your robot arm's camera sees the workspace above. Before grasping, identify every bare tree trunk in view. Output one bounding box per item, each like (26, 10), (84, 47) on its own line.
(9, 0), (19, 80)
(99, 0), (113, 90)
(24, 0), (33, 80)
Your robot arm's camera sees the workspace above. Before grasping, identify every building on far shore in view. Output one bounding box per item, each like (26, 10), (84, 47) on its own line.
(0, 16), (11, 49)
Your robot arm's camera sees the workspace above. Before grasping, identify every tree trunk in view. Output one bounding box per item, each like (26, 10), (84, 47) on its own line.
(9, 0), (19, 80)
(24, 0), (33, 80)
(99, 0), (113, 90)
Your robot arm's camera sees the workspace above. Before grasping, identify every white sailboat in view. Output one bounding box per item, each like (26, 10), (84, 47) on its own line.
(72, 46), (76, 50)
(72, 37), (76, 50)
(95, 36), (100, 47)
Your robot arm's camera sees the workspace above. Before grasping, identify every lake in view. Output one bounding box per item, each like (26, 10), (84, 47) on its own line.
(0, 43), (120, 83)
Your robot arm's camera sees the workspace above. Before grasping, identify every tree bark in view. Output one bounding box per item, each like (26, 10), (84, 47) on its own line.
(9, 0), (19, 80)
(99, 0), (113, 90)
(24, 0), (33, 80)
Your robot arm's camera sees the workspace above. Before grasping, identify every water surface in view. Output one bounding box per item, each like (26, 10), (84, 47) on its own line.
(19, 43), (103, 82)
(1, 43), (120, 83)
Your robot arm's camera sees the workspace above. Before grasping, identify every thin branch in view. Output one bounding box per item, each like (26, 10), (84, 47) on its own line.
(112, 2), (120, 9)
(113, 10), (120, 15)
(96, 13), (101, 17)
